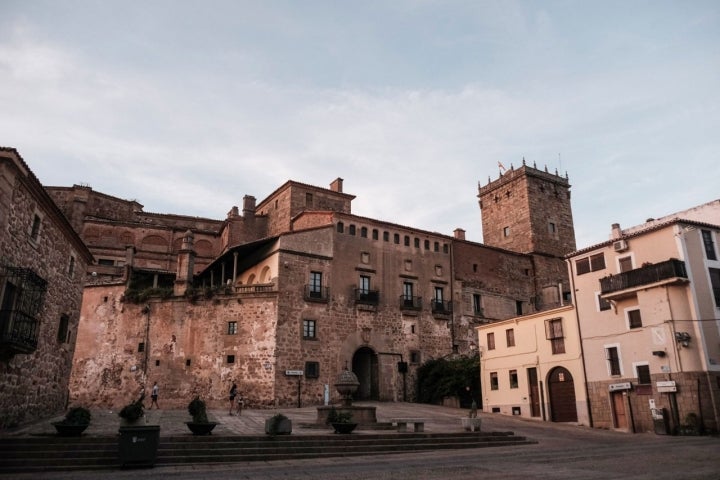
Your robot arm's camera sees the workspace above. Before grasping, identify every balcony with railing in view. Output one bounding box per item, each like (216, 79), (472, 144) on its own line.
(304, 285), (330, 303)
(235, 284), (276, 294)
(355, 288), (380, 306)
(399, 295), (422, 311)
(431, 299), (453, 316)
(599, 259), (688, 299)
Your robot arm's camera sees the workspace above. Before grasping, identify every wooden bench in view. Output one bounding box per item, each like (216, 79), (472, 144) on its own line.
(391, 418), (425, 432)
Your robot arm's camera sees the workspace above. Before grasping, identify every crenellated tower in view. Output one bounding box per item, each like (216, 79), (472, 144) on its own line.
(478, 159), (576, 257)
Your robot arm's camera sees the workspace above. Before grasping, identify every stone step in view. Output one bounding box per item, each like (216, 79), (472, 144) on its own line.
(0, 432), (534, 473)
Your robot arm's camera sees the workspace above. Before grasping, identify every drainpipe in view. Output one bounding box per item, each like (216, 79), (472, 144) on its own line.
(449, 242), (457, 352)
(569, 258), (594, 428)
(142, 304), (151, 381)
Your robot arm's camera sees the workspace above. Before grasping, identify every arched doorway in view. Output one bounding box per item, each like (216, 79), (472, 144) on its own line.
(547, 366), (578, 422)
(352, 347), (379, 400)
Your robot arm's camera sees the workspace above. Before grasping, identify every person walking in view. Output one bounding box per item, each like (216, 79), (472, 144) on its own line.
(150, 381), (159, 409)
(235, 391), (244, 416)
(229, 382), (238, 415)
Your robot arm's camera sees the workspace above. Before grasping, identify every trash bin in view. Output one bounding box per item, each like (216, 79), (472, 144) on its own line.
(651, 408), (669, 435)
(118, 425), (160, 468)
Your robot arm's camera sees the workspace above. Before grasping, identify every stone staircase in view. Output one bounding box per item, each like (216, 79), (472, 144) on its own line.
(0, 431), (535, 473)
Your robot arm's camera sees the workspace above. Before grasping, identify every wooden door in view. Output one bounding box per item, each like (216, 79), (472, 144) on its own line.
(612, 392), (628, 429)
(548, 367), (578, 422)
(527, 368), (541, 417)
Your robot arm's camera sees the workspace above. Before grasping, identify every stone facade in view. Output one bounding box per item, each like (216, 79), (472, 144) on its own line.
(62, 167), (575, 410)
(0, 148), (92, 429)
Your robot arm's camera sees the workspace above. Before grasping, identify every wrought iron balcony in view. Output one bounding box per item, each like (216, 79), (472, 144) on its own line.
(600, 259), (688, 296)
(304, 285), (329, 302)
(0, 309), (40, 355)
(431, 299), (453, 315)
(399, 295), (422, 310)
(355, 288), (380, 305)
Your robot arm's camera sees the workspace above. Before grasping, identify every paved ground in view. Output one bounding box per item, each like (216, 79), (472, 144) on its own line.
(3, 402), (719, 480)
(2, 401), (494, 437)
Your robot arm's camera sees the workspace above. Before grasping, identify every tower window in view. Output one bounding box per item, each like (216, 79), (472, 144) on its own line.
(303, 319), (317, 339)
(548, 222), (557, 234)
(227, 355), (235, 364)
(305, 361), (320, 378)
(503, 226), (510, 237)
(472, 294), (482, 315)
(30, 214), (42, 241)
(57, 315), (70, 343)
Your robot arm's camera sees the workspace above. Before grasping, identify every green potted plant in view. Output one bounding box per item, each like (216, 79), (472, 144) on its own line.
(118, 398), (160, 468)
(118, 400), (144, 425)
(678, 412), (701, 435)
(326, 406), (357, 434)
(52, 406), (91, 436)
(186, 396), (217, 435)
(265, 413), (292, 435)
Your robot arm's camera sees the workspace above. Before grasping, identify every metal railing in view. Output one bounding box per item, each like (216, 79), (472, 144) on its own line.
(399, 295), (422, 310)
(600, 259), (687, 294)
(431, 299), (453, 315)
(355, 289), (380, 305)
(304, 285), (330, 302)
(0, 310), (39, 354)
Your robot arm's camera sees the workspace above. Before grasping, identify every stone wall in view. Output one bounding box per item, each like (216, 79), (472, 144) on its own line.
(586, 372), (719, 433)
(0, 151), (90, 429)
(70, 287), (279, 410)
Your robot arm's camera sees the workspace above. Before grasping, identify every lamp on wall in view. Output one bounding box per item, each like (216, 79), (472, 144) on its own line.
(674, 332), (691, 348)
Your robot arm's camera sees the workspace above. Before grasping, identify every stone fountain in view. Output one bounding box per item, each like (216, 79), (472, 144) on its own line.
(315, 368), (379, 426)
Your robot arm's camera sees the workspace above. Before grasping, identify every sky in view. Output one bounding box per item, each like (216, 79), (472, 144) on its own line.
(1, 0), (718, 249)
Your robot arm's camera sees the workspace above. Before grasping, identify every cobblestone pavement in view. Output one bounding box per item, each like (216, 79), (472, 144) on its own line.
(3, 402), (719, 480)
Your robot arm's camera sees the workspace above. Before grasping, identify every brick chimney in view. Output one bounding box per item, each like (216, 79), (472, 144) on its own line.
(454, 228), (466, 241)
(330, 178), (344, 193)
(610, 223), (622, 240)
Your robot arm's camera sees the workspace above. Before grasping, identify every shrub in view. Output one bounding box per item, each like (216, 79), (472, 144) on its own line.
(267, 413), (289, 435)
(119, 400), (144, 422)
(416, 353), (479, 406)
(60, 406), (91, 425)
(326, 407), (353, 424)
(188, 396), (209, 423)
